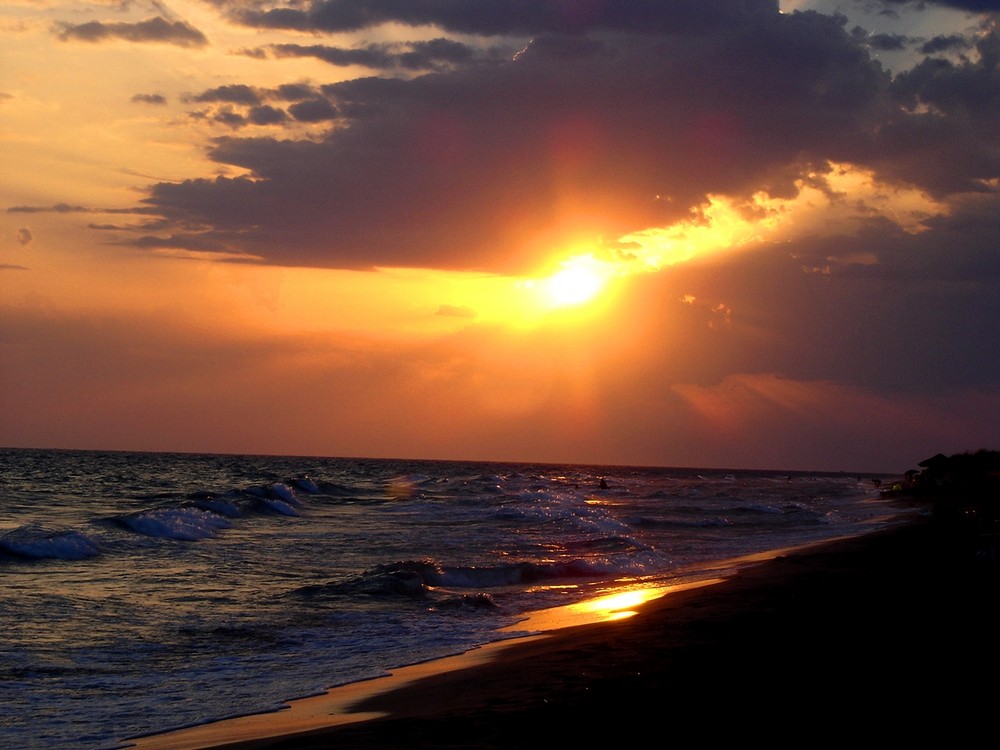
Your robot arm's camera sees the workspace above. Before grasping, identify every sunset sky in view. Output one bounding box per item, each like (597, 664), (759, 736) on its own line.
(2, 0), (998, 473)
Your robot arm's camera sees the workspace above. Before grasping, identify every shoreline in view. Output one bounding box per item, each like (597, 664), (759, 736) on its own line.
(125, 568), (732, 750)
(121, 511), (995, 750)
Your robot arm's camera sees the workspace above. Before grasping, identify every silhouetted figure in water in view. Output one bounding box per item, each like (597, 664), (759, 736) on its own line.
(599, 477), (608, 490)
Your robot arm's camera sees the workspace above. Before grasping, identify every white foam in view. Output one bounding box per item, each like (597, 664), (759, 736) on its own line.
(259, 498), (300, 516)
(122, 508), (232, 541)
(268, 483), (300, 504)
(0, 526), (101, 560)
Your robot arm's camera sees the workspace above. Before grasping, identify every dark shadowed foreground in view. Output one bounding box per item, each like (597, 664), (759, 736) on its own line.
(188, 489), (997, 750)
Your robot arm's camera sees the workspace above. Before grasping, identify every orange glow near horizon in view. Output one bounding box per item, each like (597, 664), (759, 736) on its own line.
(3, 158), (947, 348)
(33, 160), (936, 342)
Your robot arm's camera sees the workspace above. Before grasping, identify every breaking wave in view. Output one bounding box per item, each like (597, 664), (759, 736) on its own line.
(116, 508), (232, 541)
(0, 524), (101, 560)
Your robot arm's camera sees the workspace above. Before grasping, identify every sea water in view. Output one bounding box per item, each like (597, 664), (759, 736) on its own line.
(0, 448), (902, 749)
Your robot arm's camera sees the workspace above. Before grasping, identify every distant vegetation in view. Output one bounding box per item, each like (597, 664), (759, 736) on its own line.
(904, 449), (1000, 500)
(892, 450), (1000, 557)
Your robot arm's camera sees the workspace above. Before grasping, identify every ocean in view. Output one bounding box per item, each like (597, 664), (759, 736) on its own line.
(0, 448), (903, 749)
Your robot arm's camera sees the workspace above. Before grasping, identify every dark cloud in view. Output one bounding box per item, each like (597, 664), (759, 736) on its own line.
(872, 31), (1000, 195)
(287, 97), (339, 122)
(248, 105), (289, 126)
(274, 83), (321, 101)
(228, 0), (781, 35)
(56, 17), (209, 47)
(136, 6), (922, 271)
(8, 203), (154, 215)
(8, 0), (999, 469)
(269, 42), (397, 69)
(919, 33), (975, 55)
(864, 31), (910, 52)
(96, 0), (993, 416)
(607, 220), (1000, 399)
(268, 37), (486, 71)
(16, 227), (32, 245)
(883, 0), (1000, 11)
(9, 203), (89, 213)
(237, 46), (269, 59)
(131, 233), (239, 254)
(398, 38), (482, 69)
(132, 93), (167, 105)
(212, 108), (248, 128)
(181, 84), (342, 129)
(895, 43), (1000, 121)
(188, 85), (262, 106)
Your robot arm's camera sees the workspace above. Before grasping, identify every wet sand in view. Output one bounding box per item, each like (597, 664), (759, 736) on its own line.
(128, 512), (999, 749)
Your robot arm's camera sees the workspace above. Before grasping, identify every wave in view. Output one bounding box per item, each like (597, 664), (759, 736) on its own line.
(116, 507), (232, 541)
(241, 483), (304, 515)
(289, 477), (321, 494)
(265, 482), (299, 504)
(253, 497), (300, 516)
(562, 534), (645, 553)
(190, 495), (244, 518)
(293, 563), (434, 600)
(0, 524), (101, 560)
(433, 592), (499, 611)
(293, 556), (613, 605)
(436, 559), (607, 587)
(634, 515), (735, 528)
(4, 482), (310, 563)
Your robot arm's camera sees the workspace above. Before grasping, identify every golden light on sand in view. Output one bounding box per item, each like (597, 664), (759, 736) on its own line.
(571, 587), (669, 621)
(500, 585), (678, 632)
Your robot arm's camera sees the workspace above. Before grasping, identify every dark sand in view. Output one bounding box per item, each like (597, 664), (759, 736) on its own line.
(133, 512), (999, 749)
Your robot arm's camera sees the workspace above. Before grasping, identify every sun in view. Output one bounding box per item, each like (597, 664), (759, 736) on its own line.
(543, 256), (609, 308)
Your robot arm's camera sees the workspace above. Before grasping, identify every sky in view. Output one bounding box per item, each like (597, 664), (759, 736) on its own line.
(2, 0), (999, 474)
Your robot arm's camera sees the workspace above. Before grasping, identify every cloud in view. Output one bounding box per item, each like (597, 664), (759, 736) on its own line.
(123, 2), (997, 279)
(855, 29), (911, 52)
(56, 16), (209, 47)
(287, 97), (338, 122)
(569, 221), (1000, 406)
(8, 203), (153, 216)
(132, 93), (168, 105)
(127, 9), (872, 268)
(226, 0), (779, 35)
(8, 203), (90, 214)
(187, 85), (262, 106)
(919, 33), (975, 55)
(883, 0), (1000, 11)
(248, 105), (289, 126)
(267, 38), (490, 72)
(274, 83), (322, 101)
(7, 0), (998, 468)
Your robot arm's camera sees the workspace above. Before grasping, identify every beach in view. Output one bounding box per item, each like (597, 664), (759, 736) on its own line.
(130, 508), (999, 749)
(2, 452), (913, 749)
